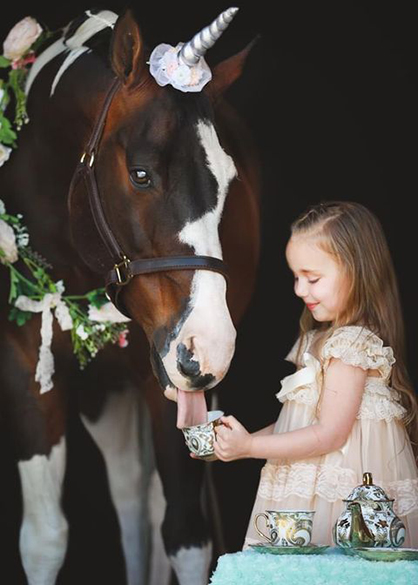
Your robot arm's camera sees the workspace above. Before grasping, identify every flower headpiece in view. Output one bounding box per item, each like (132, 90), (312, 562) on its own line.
(149, 7), (239, 92)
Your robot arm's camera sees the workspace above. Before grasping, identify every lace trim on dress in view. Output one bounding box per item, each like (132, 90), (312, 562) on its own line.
(278, 353), (404, 421)
(322, 326), (395, 380)
(258, 462), (357, 502)
(384, 478), (418, 516)
(359, 379), (406, 421)
(280, 385), (319, 406)
(258, 462), (418, 515)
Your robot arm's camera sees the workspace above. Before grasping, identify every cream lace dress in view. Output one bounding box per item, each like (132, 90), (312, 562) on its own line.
(243, 326), (418, 548)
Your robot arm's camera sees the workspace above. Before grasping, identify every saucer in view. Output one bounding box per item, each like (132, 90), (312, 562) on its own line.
(340, 547), (418, 562)
(249, 543), (329, 555)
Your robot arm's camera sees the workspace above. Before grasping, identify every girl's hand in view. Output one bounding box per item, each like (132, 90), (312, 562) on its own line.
(214, 415), (252, 461)
(189, 453), (219, 461)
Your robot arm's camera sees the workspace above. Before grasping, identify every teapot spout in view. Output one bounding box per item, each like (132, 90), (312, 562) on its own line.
(348, 502), (375, 547)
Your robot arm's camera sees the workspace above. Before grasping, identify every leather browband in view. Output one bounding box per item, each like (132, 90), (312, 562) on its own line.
(73, 77), (229, 317)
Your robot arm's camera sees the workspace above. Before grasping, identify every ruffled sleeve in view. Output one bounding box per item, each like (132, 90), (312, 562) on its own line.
(322, 326), (395, 380)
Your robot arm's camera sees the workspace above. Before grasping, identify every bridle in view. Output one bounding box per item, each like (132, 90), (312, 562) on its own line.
(69, 77), (229, 318)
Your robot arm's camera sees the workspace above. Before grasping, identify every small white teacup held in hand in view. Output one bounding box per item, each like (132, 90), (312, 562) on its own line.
(255, 510), (315, 546)
(182, 410), (224, 461)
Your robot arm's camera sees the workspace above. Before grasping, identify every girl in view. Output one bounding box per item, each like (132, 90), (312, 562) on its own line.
(214, 201), (418, 547)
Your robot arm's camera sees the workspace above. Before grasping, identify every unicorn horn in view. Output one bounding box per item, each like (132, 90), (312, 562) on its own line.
(179, 7), (239, 66)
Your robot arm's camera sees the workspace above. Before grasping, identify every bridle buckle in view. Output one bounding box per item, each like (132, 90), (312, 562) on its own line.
(114, 256), (132, 286)
(80, 151), (95, 167)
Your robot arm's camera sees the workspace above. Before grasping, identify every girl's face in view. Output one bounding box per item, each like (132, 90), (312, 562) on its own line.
(286, 235), (349, 323)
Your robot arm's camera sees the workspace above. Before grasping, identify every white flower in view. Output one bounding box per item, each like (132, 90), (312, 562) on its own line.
(55, 280), (65, 294)
(88, 302), (130, 323)
(0, 143), (12, 167)
(3, 16), (43, 62)
(0, 199), (5, 215)
(76, 324), (89, 340)
(172, 64), (191, 86)
(149, 43), (212, 93)
(16, 231), (29, 247)
(0, 218), (18, 263)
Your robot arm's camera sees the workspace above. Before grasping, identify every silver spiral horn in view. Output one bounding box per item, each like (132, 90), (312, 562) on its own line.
(179, 7), (239, 66)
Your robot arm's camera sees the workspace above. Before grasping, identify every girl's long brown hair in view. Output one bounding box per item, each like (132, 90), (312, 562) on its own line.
(290, 201), (418, 456)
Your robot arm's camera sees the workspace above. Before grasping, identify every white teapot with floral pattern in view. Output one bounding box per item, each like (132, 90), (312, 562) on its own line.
(333, 472), (406, 548)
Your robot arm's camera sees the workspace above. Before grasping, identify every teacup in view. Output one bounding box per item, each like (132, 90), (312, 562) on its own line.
(181, 410), (224, 460)
(254, 509), (315, 546)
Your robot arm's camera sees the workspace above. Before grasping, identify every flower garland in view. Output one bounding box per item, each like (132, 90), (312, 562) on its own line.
(0, 17), (130, 394)
(0, 17), (49, 163)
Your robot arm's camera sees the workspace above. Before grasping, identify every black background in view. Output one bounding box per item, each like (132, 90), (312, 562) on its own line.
(1, 1), (417, 583)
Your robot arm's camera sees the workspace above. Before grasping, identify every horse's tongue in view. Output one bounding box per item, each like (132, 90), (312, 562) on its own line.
(176, 389), (207, 429)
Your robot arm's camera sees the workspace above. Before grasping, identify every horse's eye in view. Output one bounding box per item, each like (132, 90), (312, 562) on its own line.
(130, 169), (151, 188)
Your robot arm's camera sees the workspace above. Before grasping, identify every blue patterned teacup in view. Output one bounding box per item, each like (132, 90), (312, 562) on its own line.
(182, 410), (224, 460)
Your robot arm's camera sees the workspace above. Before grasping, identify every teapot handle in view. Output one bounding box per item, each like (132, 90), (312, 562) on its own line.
(254, 513), (271, 542)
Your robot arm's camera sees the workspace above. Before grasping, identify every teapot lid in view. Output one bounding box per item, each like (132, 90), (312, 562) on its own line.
(344, 472), (394, 503)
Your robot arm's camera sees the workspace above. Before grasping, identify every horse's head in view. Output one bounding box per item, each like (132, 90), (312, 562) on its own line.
(68, 8), (254, 423)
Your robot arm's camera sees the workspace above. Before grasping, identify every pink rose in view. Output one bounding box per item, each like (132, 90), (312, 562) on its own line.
(11, 51), (36, 70)
(3, 16), (43, 62)
(118, 330), (129, 348)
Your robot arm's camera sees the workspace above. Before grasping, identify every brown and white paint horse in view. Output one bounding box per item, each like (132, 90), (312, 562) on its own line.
(0, 7), (260, 585)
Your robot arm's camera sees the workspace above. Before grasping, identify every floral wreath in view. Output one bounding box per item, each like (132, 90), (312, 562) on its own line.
(0, 17), (130, 395)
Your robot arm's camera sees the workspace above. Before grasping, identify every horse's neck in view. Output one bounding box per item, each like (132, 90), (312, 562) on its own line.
(2, 57), (113, 286)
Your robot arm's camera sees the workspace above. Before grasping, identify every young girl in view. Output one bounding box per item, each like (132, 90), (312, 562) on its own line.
(214, 201), (418, 547)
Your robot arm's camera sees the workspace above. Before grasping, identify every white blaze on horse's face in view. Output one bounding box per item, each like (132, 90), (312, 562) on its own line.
(161, 121), (237, 392)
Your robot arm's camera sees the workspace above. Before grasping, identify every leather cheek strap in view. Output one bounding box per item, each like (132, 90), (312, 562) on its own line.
(72, 77), (230, 319)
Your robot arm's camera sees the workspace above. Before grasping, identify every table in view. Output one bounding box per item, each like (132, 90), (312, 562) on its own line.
(209, 547), (418, 585)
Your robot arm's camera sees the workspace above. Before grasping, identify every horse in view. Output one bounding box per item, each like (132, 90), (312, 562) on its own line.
(0, 7), (260, 585)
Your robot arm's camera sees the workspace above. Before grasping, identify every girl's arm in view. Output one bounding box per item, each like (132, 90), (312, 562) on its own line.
(252, 423), (276, 437)
(214, 358), (367, 462)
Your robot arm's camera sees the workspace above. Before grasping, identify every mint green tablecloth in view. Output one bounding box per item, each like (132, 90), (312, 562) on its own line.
(209, 548), (418, 585)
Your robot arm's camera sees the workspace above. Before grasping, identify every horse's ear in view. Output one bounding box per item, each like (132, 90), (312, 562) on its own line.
(110, 9), (147, 88)
(207, 37), (259, 100)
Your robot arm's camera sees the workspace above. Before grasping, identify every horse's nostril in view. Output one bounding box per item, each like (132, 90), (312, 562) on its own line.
(179, 361), (197, 378)
(176, 342), (215, 388)
(177, 343), (200, 378)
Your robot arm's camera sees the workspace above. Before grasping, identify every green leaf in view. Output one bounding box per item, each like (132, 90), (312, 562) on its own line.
(8, 269), (18, 302)
(7, 68), (29, 129)
(0, 55), (11, 68)
(0, 112), (18, 145)
(86, 288), (108, 308)
(8, 306), (33, 326)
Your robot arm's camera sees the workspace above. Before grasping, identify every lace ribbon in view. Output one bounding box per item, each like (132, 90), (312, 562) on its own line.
(15, 293), (73, 393)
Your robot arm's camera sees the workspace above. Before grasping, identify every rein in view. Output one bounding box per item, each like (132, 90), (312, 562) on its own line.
(70, 78), (229, 317)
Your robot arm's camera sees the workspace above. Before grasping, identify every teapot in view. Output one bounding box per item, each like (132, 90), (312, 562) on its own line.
(333, 472), (406, 548)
